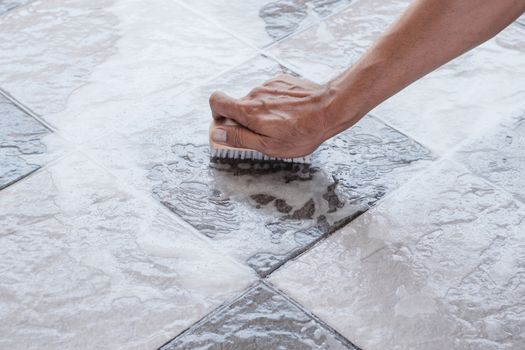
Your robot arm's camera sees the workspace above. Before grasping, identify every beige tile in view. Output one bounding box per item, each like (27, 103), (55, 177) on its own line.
(0, 0), (255, 143)
(270, 160), (525, 350)
(0, 153), (254, 350)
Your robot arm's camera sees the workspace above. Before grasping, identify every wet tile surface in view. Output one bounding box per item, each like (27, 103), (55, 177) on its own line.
(0, 154), (255, 350)
(457, 111), (525, 204)
(182, 0), (352, 47)
(0, 0), (255, 143)
(270, 0), (525, 153)
(270, 160), (525, 350)
(86, 55), (432, 275)
(268, 0), (410, 80)
(0, 0), (33, 14)
(162, 282), (357, 350)
(0, 95), (63, 190)
(373, 23), (525, 154)
(518, 14), (525, 26)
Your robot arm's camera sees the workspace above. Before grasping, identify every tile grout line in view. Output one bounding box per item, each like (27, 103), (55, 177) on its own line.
(3, 2), (523, 347)
(368, 111), (441, 154)
(0, 88), (58, 133)
(0, 147), (76, 198)
(264, 155), (448, 278)
(157, 280), (263, 349)
(261, 0), (357, 50)
(261, 279), (363, 350)
(78, 51), (262, 149)
(171, 0), (355, 78)
(158, 278), (362, 350)
(77, 147), (257, 276)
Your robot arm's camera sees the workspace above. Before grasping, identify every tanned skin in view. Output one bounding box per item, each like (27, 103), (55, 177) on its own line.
(209, 0), (525, 158)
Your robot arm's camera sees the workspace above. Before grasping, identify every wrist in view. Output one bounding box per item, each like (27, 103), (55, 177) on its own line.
(320, 70), (368, 140)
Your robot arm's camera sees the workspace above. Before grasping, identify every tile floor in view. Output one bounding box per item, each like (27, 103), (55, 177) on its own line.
(0, 1), (524, 349)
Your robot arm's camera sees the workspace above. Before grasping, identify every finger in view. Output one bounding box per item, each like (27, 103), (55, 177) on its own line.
(210, 124), (268, 153)
(209, 91), (252, 127)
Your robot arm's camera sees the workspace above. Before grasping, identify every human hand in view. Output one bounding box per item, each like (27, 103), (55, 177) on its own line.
(209, 74), (351, 158)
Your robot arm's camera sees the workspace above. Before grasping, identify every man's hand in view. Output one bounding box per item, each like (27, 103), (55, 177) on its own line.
(209, 74), (344, 158)
(209, 0), (524, 159)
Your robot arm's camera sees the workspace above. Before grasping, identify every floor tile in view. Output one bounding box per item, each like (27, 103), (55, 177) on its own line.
(161, 282), (357, 350)
(270, 160), (525, 350)
(0, 153), (255, 350)
(85, 55), (433, 276)
(0, 0), (255, 143)
(0, 95), (64, 190)
(456, 111), (525, 204)
(181, 0), (352, 47)
(270, 0), (525, 153)
(372, 23), (525, 154)
(0, 0), (33, 15)
(268, 0), (411, 81)
(518, 13), (525, 26)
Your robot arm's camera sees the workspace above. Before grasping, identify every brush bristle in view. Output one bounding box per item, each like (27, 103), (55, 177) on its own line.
(210, 147), (311, 164)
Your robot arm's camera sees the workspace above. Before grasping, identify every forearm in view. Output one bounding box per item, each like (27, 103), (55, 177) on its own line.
(324, 0), (525, 138)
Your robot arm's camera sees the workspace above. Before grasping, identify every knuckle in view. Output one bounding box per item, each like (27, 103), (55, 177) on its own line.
(228, 129), (243, 147)
(209, 91), (220, 106)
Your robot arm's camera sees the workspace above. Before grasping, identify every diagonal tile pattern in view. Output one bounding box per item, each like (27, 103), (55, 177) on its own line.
(1, 0), (524, 348)
(0, 95), (64, 190)
(180, 0), (352, 47)
(85, 55), (433, 275)
(270, 160), (525, 350)
(161, 282), (357, 350)
(268, 0), (411, 81)
(0, 0), (255, 143)
(0, 154), (255, 350)
(269, 0), (525, 153)
(457, 111), (525, 204)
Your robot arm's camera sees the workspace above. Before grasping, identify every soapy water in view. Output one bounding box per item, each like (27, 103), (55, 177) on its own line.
(147, 116), (432, 275)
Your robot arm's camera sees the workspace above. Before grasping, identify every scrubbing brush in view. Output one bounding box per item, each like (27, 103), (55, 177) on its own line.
(209, 118), (312, 164)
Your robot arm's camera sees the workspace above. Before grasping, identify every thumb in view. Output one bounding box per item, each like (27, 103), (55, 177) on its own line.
(211, 125), (267, 152)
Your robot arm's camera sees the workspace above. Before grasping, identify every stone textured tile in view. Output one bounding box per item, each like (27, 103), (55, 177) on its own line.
(270, 0), (525, 153)
(86, 55), (432, 275)
(182, 0), (352, 47)
(0, 95), (64, 190)
(0, 0), (33, 15)
(0, 0), (255, 143)
(270, 160), (525, 350)
(0, 153), (255, 350)
(518, 13), (525, 27)
(456, 111), (525, 204)
(161, 282), (357, 350)
(268, 0), (411, 81)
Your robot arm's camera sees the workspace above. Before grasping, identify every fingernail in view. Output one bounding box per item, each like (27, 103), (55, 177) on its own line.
(212, 128), (227, 142)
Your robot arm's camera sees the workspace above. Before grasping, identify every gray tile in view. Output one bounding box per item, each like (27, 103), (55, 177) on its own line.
(0, 153), (254, 349)
(0, 0), (33, 15)
(161, 282), (357, 350)
(0, 95), (63, 190)
(182, 0), (352, 47)
(518, 13), (525, 27)
(270, 159), (525, 350)
(456, 112), (525, 203)
(86, 55), (433, 276)
(0, 0), (255, 144)
(269, 0), (525, 154)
